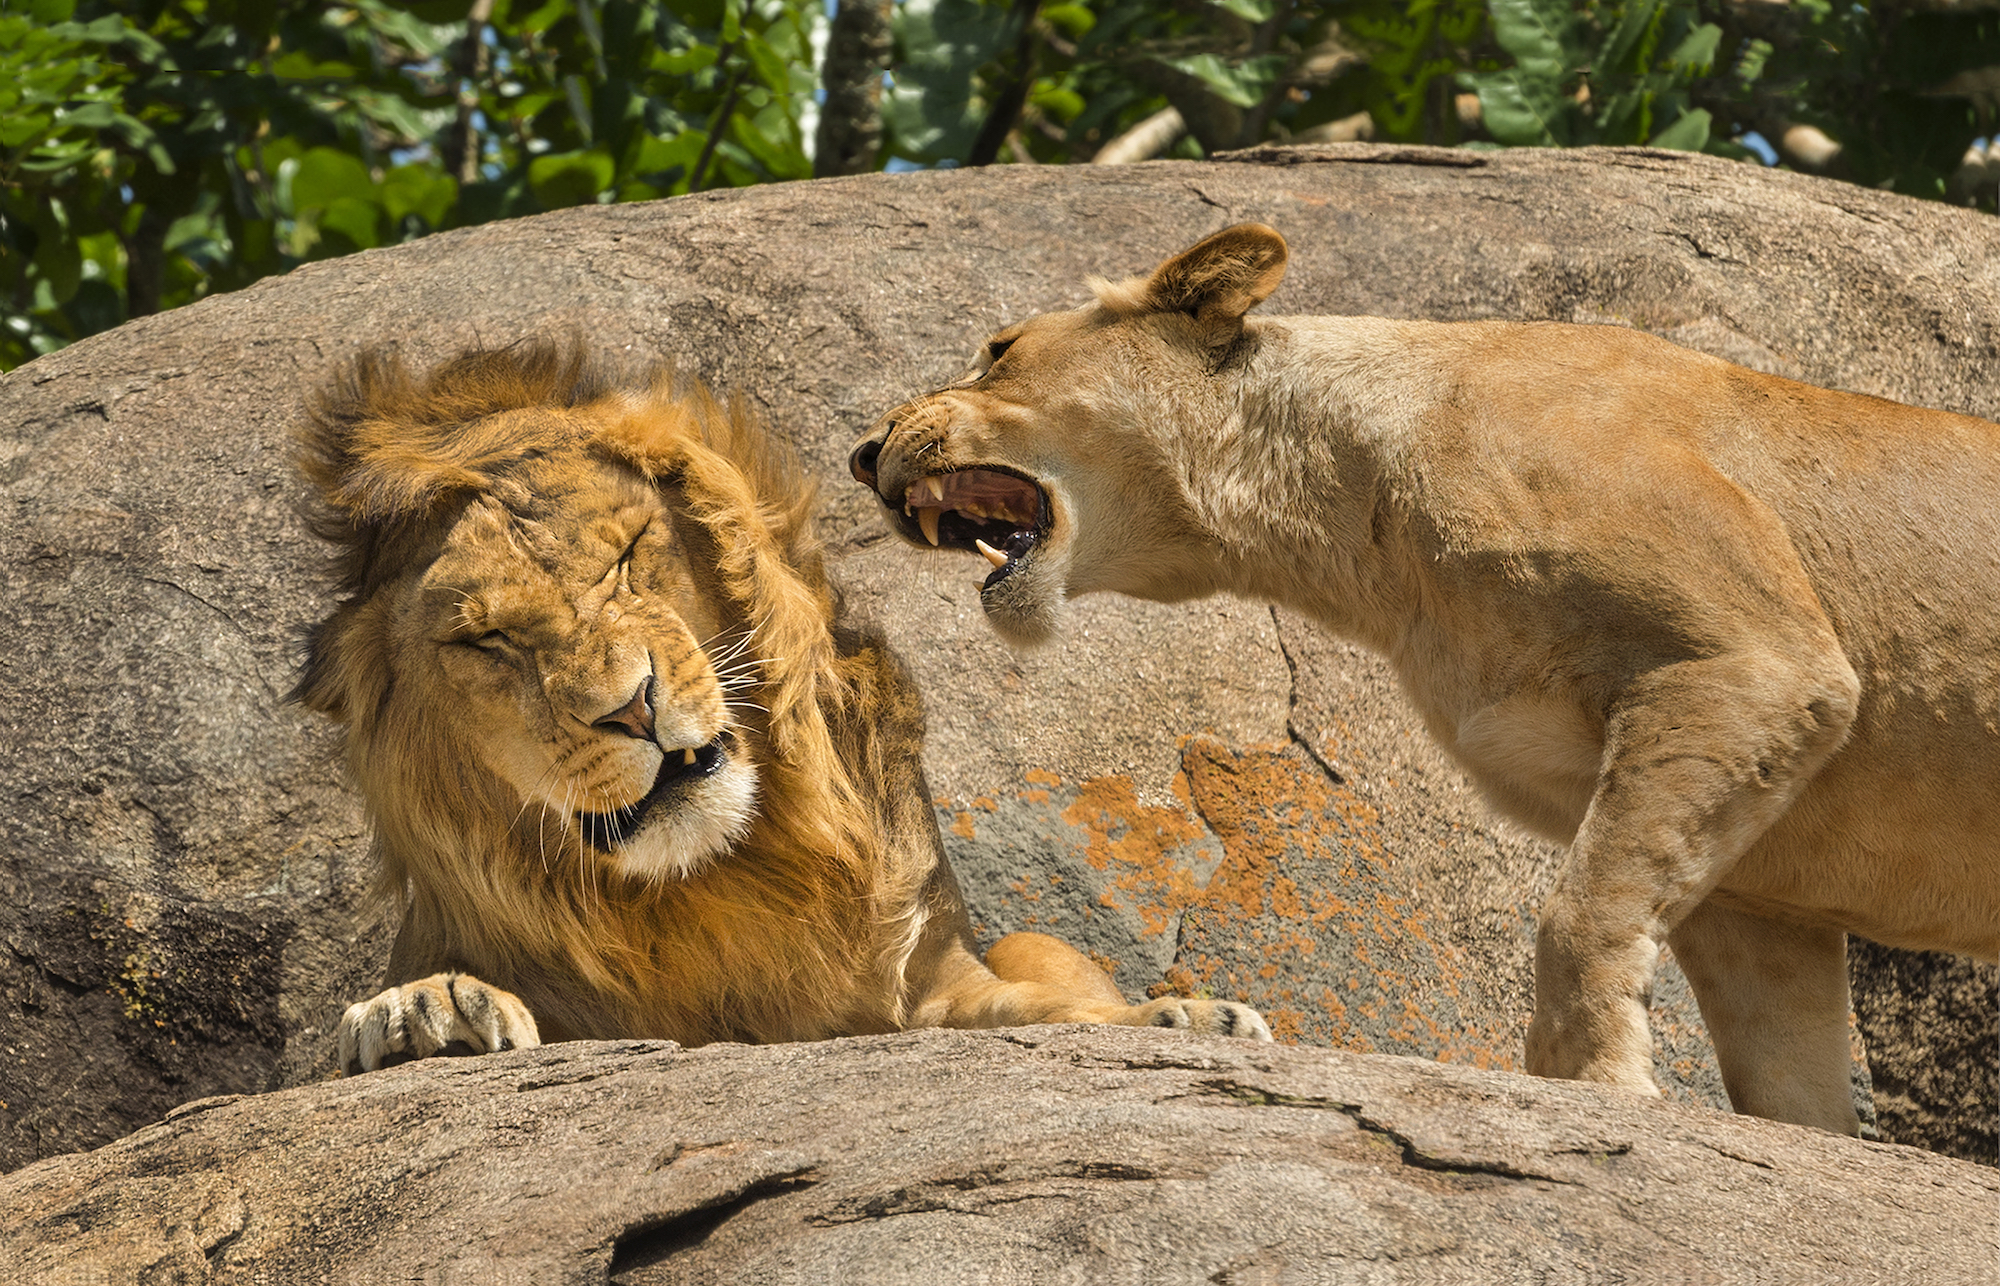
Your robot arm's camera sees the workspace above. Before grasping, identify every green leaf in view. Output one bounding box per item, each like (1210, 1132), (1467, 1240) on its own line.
(1157, 53), (1288, 109)
(1648, 106), (1710, 151)
(1599, 0), (1661, 75)
(1211, 0), (1276, 20)
(1040, 4), (1094, 40)
(31, 202), (81, 307)
(1487, 0), (1574, 80)
(1029, 85), (1085, 123)
(0, 110), (51, 148)
(1663, 23), (1721, 75)
(380, 163), (457, 226)
(52, 100), (118, 129)
(1461, 69), (1568, 147)
(319, 196), (382, 249)
(528, 147), (615, 208)
(655, 45), (717, 76)
(739, 31), (792, 100)
(270, 50), (356, 80)
(289, 147), (375, 212)
(633, 128), (703, 186)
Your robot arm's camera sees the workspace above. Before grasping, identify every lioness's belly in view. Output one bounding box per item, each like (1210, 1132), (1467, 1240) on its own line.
(1722, 725), (2000, 959)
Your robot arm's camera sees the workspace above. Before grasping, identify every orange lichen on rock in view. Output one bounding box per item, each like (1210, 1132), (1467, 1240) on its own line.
(1173, 738), (1521, 1065)
(1059, 774), (1216, 941)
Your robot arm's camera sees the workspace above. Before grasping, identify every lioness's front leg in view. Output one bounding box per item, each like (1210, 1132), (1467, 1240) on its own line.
(918, 931), (1273, 1040)
(1525, 650), (1857, 1099)
(337, 972), (540, 1075)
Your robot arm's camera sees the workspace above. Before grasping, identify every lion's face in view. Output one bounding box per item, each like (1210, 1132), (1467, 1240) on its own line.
(412, 450), (757, 881)
(414, 452), (758, 879)
(850, 303), (1237, 645)
(849, 227), (1288, 646)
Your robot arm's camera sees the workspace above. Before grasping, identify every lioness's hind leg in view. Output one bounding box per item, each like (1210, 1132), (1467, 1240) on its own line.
(338, 972), (540, 1075)
(1669, 900), (1860, 1134)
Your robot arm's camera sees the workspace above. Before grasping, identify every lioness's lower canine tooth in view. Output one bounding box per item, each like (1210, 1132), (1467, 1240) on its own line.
(919, 507), (941, 546)
(976, 539), (1009, 569)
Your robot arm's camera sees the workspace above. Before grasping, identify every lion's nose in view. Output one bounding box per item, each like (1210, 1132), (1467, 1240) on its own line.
(849, 434), (883, 489)
(593, 677), (656, 741)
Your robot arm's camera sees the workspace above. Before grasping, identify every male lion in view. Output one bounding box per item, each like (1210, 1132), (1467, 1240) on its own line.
(295, 339), (1269, 1073)
(849, 224), (2000, 1134)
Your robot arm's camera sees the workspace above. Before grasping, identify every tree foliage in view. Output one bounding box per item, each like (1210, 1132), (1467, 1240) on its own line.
(1, 0), (823, 369)
(4, 0), (1995, 371)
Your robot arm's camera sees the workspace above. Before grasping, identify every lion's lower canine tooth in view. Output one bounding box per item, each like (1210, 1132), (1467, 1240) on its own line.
(976, 539), (1009, 569)
(919, 507), (941, 546)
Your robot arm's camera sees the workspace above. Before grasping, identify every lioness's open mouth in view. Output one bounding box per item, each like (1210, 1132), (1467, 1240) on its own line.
(898, 468), (1046, 589)
(580, 736), (729, 850)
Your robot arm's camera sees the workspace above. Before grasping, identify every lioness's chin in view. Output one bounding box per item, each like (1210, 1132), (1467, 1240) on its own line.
(978, 562), (1067, 646)
(604, 763), (759, 881)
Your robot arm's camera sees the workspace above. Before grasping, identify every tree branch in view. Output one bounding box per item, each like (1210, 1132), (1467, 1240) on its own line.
(693, 48), (748, 193)
(1091, 106), (1186, 164)
(815, 0), (893, 177)
(440, 0), (495, 186)
(968, 0), (1042, 167)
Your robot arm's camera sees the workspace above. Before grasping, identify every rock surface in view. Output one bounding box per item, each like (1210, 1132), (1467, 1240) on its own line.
(3, 1029), (1993, 1284)
(1, 144), (1995, 1172)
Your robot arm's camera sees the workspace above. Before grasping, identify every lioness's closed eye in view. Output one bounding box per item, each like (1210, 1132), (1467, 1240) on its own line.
(297, 339), (1270, 1075)
(851, 224), (2000, 1135)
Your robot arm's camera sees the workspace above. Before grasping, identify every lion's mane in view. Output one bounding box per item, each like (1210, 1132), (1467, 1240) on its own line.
(295, 340), (931, 1044)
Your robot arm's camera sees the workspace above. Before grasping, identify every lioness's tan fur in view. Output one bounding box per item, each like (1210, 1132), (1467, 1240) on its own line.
(852, 225), (2000, 1133)
(296, 340), (1268, 1070)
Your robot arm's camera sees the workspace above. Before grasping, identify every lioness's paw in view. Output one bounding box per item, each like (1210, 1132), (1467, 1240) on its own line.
(337, 972), (540, 1075)
(1126, 997), (1274, 1041)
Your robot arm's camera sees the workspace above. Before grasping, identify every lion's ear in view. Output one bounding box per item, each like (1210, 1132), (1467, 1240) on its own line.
(1144, 224), (1288, 326)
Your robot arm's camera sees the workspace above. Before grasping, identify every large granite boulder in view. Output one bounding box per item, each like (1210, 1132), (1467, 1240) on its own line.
(1, 145), (1993, 1174)
(3, 1028), (1993, 1283)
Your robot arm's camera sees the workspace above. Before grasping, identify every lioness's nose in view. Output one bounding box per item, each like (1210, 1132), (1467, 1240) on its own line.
(593, 677), (656, 741)
(849, 434), (883, 489)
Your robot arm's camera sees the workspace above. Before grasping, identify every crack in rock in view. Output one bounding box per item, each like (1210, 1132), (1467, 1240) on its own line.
(1195, 1078), (1581, 1185)
(605, 1169), (820, 1282)
(807, 1159), (1196, 1227)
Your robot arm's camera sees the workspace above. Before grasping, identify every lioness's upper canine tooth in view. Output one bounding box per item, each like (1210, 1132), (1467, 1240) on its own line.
(922, 476), (946, 504)
(683, 747), (696, 766)
(919, 507), (942, 546)
(976, 539), (1009, 569)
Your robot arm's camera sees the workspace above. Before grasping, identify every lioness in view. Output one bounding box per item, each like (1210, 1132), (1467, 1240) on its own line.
(295, 340), (1269, 1073)
(849, 224), (2000, 1134)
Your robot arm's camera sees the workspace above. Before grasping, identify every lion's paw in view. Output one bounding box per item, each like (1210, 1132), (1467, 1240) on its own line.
(337, 972), (540, 1075)
(1126, 997), (1274, 1041)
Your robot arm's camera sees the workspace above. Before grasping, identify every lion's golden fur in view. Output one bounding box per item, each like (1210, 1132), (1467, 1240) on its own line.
(298, 340), (932, 1044)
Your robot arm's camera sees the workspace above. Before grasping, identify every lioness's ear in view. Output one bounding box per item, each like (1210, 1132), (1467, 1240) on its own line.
(1145, 224), (1287, 325)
